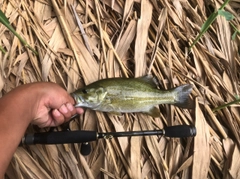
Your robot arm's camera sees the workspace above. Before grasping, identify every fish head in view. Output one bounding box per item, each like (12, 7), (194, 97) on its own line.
(71, 87), (107, 109)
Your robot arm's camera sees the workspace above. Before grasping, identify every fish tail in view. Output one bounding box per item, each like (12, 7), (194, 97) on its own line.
(172, 84), (193, 108)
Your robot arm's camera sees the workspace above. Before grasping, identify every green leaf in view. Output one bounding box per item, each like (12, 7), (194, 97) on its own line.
(0, 9), (10, 24)
(190, 0), (231, 49)
(0, 9), (38, 55)
(190, 12), (218, 49)
(213, 98), (240, 112)
(0, 46), (6, 54)
(200, 12), (217, 32)
(232, 30), (238, 40)
(218, 10), (234, 21)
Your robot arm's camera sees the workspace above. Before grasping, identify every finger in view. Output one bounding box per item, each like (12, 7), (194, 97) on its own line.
(37, 119), (52, 128)
(65, 103), (81, 122)
(66, 103), (75, 113)
(58, 104), (72, 119)
(75, 107), (84, 114)
(66, 103), (84, 119)
(66, 103), (85, 115)
(33, 115), (55, 128)
(66, 103), (84, 117)
(52, 109), (65, 126)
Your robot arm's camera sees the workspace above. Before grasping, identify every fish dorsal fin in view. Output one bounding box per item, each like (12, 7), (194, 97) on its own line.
(137, 75), (158, 87)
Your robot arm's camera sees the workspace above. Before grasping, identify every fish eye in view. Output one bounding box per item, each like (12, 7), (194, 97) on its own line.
(82, 89), (87, 94)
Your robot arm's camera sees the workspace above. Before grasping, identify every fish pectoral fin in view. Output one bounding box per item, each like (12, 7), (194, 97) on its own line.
(144, 106), (160, 117)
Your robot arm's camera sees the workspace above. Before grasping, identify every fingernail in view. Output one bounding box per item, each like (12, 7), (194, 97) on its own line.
(66, 103), (74, 111)
(61, 105), (68, 113)
(53, 109), (61, 117)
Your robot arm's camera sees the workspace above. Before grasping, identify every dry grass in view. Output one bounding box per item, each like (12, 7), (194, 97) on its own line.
(0, 0), (240, 178)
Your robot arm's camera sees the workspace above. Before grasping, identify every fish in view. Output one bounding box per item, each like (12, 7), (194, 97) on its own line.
(71, 75), (193, 117)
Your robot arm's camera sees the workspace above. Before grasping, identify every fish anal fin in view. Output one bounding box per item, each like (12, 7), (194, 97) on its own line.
(144, 106), (160, 117)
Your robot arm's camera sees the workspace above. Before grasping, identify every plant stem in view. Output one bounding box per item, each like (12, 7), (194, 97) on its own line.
(213, 98), (240, 112)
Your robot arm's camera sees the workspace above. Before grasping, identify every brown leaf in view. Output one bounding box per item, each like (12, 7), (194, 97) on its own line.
(192, 99), (211, 179)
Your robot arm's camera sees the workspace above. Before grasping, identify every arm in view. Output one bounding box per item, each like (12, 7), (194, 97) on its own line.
(0, 82), (83, 178)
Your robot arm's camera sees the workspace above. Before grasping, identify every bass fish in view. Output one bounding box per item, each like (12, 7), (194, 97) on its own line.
(71, 75), (193, 117)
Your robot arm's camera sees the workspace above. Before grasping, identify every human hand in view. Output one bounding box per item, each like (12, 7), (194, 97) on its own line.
(29, 82), (84, 128)
(0, 82), (84, 176)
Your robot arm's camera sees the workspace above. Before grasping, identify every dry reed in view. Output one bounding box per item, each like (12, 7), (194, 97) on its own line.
(0, 0), (239, 178)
